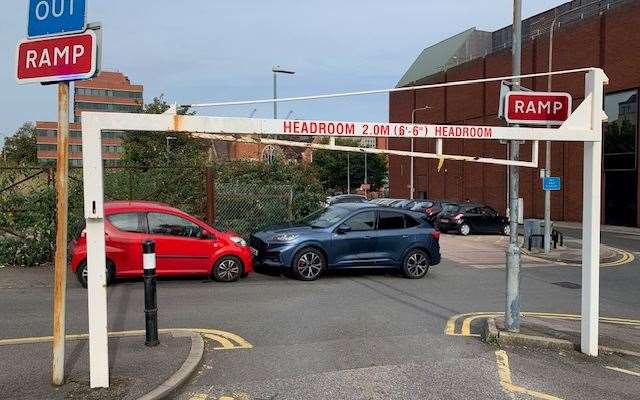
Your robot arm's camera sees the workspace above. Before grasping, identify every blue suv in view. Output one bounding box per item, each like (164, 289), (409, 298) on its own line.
(249, 203), (441, 281)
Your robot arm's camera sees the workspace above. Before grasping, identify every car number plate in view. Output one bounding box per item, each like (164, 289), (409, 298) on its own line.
(251, 247), (259, 256)
(440, 219), (450, 223)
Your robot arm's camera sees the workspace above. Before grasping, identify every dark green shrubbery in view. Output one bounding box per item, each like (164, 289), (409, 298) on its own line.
(0, 160), (325, 267)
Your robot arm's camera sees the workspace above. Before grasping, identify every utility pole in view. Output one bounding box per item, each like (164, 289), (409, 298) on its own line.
(52, 81), (70, 385)
(544, 1), (600, 253)
(364, 152), (368, 197)
(347, 153), (351, 194)
(505, 0), (522, 332)
(411, 106), (431, 199)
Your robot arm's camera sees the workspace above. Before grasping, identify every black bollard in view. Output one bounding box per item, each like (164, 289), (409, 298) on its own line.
(143, 240), (159, 346)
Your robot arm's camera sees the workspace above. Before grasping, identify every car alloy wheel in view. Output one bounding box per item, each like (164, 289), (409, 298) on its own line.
(403, 249), (430, 279)
(459, 224), (471, 236)
(213, 256), (242, 282)
(292, 248), (325, 281)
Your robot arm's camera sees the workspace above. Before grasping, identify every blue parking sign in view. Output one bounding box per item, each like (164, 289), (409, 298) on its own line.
(28, 0), (87, 38)
(543, 177), (561, 191)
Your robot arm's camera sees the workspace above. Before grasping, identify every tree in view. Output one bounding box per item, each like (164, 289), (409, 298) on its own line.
(2, 123), (37, 165)
(312, 138), (387, 193)
(121, 95), (207, 167)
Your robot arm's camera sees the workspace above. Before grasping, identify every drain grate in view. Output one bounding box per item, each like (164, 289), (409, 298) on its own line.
(552, 281), (582, 289)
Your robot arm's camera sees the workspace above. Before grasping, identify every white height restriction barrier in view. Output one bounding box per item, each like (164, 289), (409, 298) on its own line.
(82, 68), (608, 387)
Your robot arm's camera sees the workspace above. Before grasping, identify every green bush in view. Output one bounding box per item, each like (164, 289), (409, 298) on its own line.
(0, 160), (325, 267)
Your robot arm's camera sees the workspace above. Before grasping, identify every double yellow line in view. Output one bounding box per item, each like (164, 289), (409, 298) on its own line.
(445, 311), (640, 337)
(0, 328), (253, 350)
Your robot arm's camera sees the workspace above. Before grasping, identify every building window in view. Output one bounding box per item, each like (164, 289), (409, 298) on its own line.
(70, 159), (83, 167)
(103, 145), (124, 154)
(75, 102), (142, 113)
(102, 130), (125, 139)
(37, 144), (57, 152)
(75, 88), (143, 99)
(36, 129), (81, 138)
(604, 90), (638, 171)
(70, 145), (82, 152)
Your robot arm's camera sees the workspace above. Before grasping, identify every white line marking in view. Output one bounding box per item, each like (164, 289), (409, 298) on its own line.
(605, 366), (640, 377)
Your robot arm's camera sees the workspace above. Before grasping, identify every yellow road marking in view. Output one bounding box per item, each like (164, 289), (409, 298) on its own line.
(495, 350), (564, 400)
(0, 328), (253, 350)
(445, 311), (640, 337)
(189, 394), (209, 400)
(605, 366), (640, 377)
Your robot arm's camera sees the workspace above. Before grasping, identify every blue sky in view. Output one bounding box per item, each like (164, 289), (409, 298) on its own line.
(1, 0), (565, 144)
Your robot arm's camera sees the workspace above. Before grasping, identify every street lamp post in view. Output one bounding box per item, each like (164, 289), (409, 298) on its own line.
(544, 0), (600, 253)
(411, 106), (431, 200)
(272, 66), (295, 120)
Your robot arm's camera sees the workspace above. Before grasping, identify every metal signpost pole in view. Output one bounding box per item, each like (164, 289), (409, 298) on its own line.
(347, 153), (351, 194)
(505, 0), (522, 332)
(52, 81), (70, 386)
(273, 71), (277, 119)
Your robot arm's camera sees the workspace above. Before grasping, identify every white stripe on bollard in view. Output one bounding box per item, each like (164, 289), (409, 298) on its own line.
(143, 253), (156, 270)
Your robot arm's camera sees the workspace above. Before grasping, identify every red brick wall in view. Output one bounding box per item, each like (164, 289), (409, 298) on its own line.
(388, 4), (640, 226)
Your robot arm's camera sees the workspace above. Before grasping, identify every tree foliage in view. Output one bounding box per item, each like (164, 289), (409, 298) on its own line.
(2, 123), (37, 165)
(312, 138), (387, 193)
(121, 94), (207, 167)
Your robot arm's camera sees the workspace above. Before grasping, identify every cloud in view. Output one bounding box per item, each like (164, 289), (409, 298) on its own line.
(1, 0), (566, 143)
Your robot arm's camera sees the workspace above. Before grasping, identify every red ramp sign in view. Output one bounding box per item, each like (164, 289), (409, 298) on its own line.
(505, 91), (572, 126)
(16, 30), (97, 84)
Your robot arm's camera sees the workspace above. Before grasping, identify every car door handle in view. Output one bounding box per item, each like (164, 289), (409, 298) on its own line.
(363, 235), (373, 239)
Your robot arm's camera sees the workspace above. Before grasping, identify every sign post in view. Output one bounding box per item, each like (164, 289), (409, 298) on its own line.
(52, 81), (70, 386)
(17, 0), (100, 388)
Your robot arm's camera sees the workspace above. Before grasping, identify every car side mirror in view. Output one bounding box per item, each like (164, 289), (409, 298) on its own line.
(336, 224), (351, 234)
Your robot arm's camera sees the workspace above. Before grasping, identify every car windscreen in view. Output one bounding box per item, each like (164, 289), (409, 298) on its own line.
(301, 207), (351, 228)
(442, 203), (460, 214)
(411, 201), (434, 210)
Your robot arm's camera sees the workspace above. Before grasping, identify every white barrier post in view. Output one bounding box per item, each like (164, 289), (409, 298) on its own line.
(581, 69), (607, 356)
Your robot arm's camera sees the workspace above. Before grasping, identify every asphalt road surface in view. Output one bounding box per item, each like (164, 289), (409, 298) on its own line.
(0, 231), (638, 399)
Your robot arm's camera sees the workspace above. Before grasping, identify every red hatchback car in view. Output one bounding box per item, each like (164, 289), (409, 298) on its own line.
(70, 201), (253, 287)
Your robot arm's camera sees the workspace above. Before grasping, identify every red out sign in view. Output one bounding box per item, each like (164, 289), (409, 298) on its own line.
(16, 30), (97, 84)
(505, 91), (572, 126)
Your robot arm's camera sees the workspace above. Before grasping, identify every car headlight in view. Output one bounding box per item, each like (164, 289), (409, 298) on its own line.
(272, 233), (298, 242)
(230, 236), (247, 247)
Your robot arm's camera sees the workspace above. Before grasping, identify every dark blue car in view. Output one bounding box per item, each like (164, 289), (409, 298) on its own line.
(249, 203), (441, 281)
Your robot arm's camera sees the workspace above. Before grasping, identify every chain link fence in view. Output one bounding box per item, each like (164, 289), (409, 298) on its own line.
(215, 183), (293, 238)
(0, 164), (306, 266)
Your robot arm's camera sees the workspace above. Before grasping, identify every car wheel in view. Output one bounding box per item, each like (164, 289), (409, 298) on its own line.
(459, 223), (471, 236)
(76, 260), (116, 289)
(291, 247), (325, 281)
(212, 256), (242, 282)
(402, 249), (430, 279)
(502, 224), (511, 236)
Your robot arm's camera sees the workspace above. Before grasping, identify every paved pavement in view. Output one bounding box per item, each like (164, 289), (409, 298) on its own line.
(0, 229), (638, 399)
(0, 333), (190, 399)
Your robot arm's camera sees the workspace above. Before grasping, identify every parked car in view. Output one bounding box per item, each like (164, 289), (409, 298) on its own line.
(70, 201), (253, 287)
(376, 198), (403, 207)
(437, 203), (510, 236)
(326, 194), (368, 206)
(425, 200), (459, 223)
(250, 203), (441, 281)
(410, 200), (435, 213)
(392, 199), (417, 210)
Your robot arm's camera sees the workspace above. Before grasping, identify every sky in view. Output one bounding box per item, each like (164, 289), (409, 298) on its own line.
(1, 0), (566, 144)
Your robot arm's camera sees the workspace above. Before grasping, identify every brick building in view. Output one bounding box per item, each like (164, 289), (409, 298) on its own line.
(387, 0), (640, 227)
(36, 71), (144, 166)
